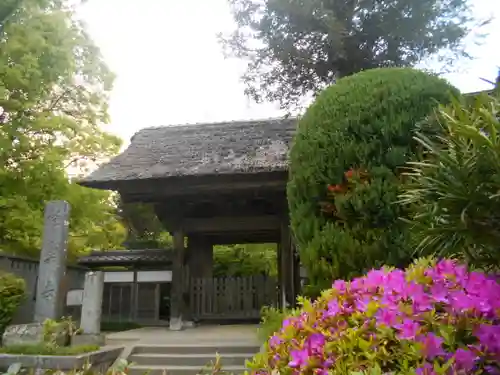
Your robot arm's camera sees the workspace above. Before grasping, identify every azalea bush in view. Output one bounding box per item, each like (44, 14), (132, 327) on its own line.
(248, 258), (500, 374)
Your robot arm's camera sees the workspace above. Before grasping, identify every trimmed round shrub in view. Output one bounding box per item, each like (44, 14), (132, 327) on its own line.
(248, 258), (500, 374)
(287, 67), (460, 293)
(0, 272), (26, 340)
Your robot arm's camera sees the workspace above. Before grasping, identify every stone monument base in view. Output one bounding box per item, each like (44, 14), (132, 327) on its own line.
(2, 323), (69, 347)
(2, 324), (44, 347)
(72, 334), (105, 347)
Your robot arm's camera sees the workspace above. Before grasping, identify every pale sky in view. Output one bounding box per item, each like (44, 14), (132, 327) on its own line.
(78, 0), (500, 146)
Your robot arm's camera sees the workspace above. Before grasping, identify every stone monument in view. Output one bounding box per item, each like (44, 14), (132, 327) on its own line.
(35, 201), (70, 323)
(2, 201), (70, 346)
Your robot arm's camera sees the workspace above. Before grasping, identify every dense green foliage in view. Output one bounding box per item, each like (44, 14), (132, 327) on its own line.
(0, 272), (25, 340)
(0, 0), (126, 259)
(213, 244), (277, 277)
(116, 200), (173, 249)
(221, 0), (479, 108)
(400, 93), (500, 270)
(288, 68), (459, 293)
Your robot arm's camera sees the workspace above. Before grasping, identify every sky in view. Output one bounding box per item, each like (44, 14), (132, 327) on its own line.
(78, 0), (500, 146)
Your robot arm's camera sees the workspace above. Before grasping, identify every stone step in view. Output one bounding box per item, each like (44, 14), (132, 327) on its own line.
(128, 364), (247, 375)
(131, 344), (260, 355)
(129, 353), (252, 367)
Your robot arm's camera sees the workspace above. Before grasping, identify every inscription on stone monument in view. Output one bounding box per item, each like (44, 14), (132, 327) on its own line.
(34, 201), (70, 323)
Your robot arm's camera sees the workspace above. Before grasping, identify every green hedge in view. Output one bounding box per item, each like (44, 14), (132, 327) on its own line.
(287, 67), (459, 294)
(0, 272), (26, 340)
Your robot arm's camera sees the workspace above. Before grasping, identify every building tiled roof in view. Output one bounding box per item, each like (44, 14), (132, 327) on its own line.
(78, 249), (172, 266)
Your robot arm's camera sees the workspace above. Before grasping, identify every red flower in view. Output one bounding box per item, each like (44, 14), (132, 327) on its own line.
(327, 184), (344, 192)
(344, 169), (355, 179)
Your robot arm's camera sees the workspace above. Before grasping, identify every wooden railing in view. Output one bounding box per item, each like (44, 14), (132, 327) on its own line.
(190, 275), (277, 320)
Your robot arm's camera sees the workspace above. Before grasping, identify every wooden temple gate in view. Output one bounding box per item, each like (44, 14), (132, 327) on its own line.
(78, 118), (301, 328)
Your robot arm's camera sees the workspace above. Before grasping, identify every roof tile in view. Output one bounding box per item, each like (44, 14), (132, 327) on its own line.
(79, 118), (297, 186)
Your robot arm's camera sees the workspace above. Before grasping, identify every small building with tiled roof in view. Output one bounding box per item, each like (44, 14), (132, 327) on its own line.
(78, 249), (173, 268)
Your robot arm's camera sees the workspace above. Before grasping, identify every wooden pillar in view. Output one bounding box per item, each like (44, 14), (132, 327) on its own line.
(276, 242), (283, 308)
(131, 271), (137, 321)
(280, 220), (293, 307)
(292, 241), (301, 302)
(287, 238), (301, 307)
(170, 229), (185, 331)
(188, 235), (213, 278)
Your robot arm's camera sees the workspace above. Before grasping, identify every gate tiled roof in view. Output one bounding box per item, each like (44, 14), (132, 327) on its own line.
(78, 117), (297, 188)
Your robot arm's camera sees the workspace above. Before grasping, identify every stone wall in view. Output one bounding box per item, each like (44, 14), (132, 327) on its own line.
(0, 253), (87, 324)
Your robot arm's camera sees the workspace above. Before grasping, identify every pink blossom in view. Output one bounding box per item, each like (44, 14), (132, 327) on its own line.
(416, 362), (437, 375)
(395, 318), (420, 340)
(375, 307), (399, 327)
(289, 349), (308, 368)
(354, 296), (371, 312)
(417, 333), (445, 359)
(474, 324), (500, 353)
(332, 279), (347, 293)
(326, 299), (341, 317)
(453, 348), (477, 372)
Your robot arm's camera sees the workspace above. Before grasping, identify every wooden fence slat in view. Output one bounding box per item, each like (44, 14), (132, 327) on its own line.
(189, 275), (277, 320)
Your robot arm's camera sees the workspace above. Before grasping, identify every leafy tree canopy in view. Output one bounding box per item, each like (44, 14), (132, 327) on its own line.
(213, 243), (277, 277)
(0, 0), (126, 260)
(221, 0), (480, 108)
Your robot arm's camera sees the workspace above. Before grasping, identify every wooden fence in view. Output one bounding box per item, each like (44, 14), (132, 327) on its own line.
(190, 275), (277, 320)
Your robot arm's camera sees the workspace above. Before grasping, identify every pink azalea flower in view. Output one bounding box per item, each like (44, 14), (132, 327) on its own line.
(376, 307), (399, 327)
(354, 296), (371, 312)
(332, 279), (347, 293)
(417, 333), (445, 359)
(453, 348), (477, 372)
(289, 349), (308, 368)
(306, 333), (326, 353)
(395, 318), (420, 340)
(326, 299), (341, 317)
(416, 362), (437, 375)
(475, 324), (500, 353)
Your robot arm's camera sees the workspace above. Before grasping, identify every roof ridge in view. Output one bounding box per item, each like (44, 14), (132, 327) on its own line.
(79, 116), (298, 188)
(130, 117), (296, 142)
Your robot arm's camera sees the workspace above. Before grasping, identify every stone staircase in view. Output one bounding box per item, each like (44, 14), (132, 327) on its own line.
(126, 344), (259, 375)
